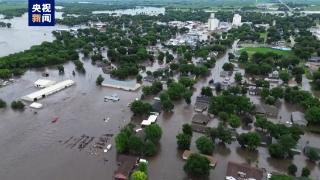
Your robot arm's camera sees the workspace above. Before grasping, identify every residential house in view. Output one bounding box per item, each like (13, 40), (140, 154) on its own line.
(291, 111), (308, 126)
(192, 113), (210, 125)
(114, 155), (138, 180)
(226, 161), (267, 180)
(194, 95), (211, 112)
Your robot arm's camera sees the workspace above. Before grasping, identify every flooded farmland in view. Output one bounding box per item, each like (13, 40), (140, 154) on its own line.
(0, 12), (320, 180)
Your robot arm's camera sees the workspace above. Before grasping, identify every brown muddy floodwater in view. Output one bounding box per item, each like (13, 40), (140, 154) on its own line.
(0, 27), (320, 180)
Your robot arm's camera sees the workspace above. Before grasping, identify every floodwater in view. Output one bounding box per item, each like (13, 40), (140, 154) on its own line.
(92, 7), (165, 16)
(0, 23), (320, 180)
(0, 12), (65, 57)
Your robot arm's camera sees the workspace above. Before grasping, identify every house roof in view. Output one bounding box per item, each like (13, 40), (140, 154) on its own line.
(191, 123), (210, 133)
(195, 95), (211, 104)
(226, 161), (266, 180)
(192, 113), (210, 125)
(254, 104), (279, 117)
(291, 111), (307, 126)
(152, 100), (161, 113)
(114, 155), (138, 180)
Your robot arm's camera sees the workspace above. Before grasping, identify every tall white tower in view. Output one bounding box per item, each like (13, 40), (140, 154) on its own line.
(208, 13), (220, 31)
(232, 14), (242, 27)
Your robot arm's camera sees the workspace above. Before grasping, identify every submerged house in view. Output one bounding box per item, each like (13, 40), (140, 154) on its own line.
(291, 111), (308, 126)
(192, 113), (210, 125)
(226, 161), (267, 180)
(114, 155), (138, 180)
(254, 104), (279, 118)
(194, 95), (211, 112)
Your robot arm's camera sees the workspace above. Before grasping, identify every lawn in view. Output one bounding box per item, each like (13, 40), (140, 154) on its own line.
(0, 2), (26, 11)
(240, 47), (293, 57)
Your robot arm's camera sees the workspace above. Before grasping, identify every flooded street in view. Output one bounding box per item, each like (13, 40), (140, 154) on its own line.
(0, 17), (320, 180)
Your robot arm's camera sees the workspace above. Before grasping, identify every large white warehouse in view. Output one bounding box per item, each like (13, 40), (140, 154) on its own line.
(21, 80), (75, 102)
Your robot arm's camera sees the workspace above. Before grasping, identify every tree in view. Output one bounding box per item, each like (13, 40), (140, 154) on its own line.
(167, 82), (187, 100)
(215, 123), (233, 144)
(235, 72), (242, 83)
(183, 153), (211, 176)
(279, 71), (290, 83)
(182, 124), (193, 136)
(222, 63), (234, 71)
(137, 162), (148, 173)
(305, 148), (320, 162)
(270, 174), (294, 180)
(301, 167), (310, 177)
(218, 112), (229, 122)
(130, 101), (152, 116)
(57, 65), (64, 74)
(295, 74), (302, 84)
(11, 101), (24, 110)
(305, 107), (320, 124)
(115, 131), (130, 153)
(143, 140), (157, 156)
(161, 99), (174, 112)
(201, 86), (213, 97)
(237, 132), (261, 151)
(278, 134), (297, 153)
(288, 164), (297, 176)
(136, 74), (142, 83)
(179, 77), (196, 88)
(131, 171), (147, 180)
(96, 74), (104, 85)
(0, 99), (6, 108)
(229, 114), (241, 128)
(158, 51), (165, 61)
(196, 136), (214, 155)
(176, 133), (191, 150)
(128, 136), (144, 155)
(268, 143), (286, 158)
(183, 90), (193, 105)
(145, 124), (162, 144)
(239, 51), (248, 63)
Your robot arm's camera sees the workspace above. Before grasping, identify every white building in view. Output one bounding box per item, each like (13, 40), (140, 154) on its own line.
(141, 115), (158, 126)
(34, 79), (56, 88)
(232, 14), (242, 27)
(208, 13), (220, 31)
(22, 80), (75, 102)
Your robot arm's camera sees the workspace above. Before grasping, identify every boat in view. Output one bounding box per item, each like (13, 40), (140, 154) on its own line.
(51, 117), (58, 123)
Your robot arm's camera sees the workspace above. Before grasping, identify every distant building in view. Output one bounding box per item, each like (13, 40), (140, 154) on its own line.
(308, 56), (320, 63)
(232, 14), (242, 27)
(226, 161), (267, 180)
(208, 13), (220, 31)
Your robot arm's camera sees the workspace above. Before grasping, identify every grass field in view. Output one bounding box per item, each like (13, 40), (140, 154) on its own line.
(0, 2), (26, 11)
(240, 47), (293, 57)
